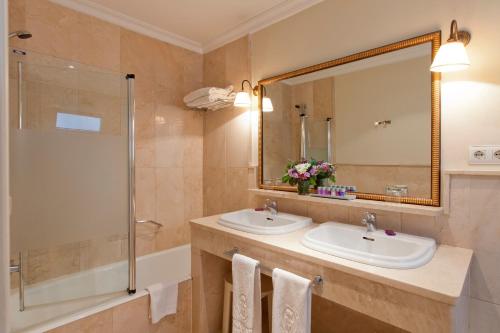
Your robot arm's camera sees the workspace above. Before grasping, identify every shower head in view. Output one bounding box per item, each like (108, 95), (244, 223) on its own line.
(8, 31), (32, 39)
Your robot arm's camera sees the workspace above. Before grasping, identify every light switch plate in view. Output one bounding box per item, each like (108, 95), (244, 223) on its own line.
(469, 145), (500, 164)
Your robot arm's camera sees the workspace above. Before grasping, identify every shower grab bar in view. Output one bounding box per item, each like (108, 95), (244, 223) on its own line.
(10, 252), (25, 311)
(223, 247), (323, 287)
(136, 220), (163, 227)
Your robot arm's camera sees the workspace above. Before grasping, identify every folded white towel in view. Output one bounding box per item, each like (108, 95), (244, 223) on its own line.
(183, 85), (233, 103)
(146, 282), (178, 324)
(232, 254), (262, 333)
(186, 92), (236, 107)
(272, 268), (312, 333)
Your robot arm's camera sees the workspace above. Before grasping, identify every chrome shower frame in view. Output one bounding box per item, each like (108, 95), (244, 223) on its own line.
(126, 74), (136, 295)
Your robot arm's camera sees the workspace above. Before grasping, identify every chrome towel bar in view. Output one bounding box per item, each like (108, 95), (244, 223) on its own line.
(223, 247), (323, 287)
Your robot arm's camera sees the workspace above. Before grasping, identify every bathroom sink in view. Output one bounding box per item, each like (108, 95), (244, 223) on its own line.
(302, 222), (436, 269)
(218, 209), (312, 235)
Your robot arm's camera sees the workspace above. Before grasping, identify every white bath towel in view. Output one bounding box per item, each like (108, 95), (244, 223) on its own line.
(183, 85), (233, 103)
(146, 282), (178, 324)
(272, 268), (312, 333)
(232, 254), (262, 333)
(186, 92), (236, 107)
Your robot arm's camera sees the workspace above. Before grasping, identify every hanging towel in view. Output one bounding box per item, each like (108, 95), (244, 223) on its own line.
(272, 268), (312, 333)
(232, 254), (262, 333)
(183, 85), (233, 103)
(146, 282), (178, 324)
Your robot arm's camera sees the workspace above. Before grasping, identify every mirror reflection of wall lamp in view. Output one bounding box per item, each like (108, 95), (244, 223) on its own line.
(430, 19), (471, 72)
(234, 80), (273, 112)
(374, 120), (392, 128)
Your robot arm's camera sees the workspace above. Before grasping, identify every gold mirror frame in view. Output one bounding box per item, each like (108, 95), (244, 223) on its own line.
(257, 31), (441, 207)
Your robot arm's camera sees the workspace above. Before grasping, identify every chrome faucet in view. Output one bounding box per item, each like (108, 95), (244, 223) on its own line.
(361, 212), (377, 232)
(264, 199), (278, 215)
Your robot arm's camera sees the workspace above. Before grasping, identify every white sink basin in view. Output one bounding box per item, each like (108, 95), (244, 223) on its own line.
(302, 222), (436, 269)
(218, 209), (312, 235)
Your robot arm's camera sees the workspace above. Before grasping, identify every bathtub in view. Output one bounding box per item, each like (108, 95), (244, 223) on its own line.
(10, 244), (191, 333)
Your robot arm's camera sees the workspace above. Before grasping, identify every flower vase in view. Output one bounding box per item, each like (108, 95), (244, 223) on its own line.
(317, 177), (331, 187)
(297, 181), (310, 195)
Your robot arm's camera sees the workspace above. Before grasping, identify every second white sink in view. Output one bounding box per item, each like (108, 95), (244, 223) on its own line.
(302, 222), (436, 269)
(218, 209), (312, 235)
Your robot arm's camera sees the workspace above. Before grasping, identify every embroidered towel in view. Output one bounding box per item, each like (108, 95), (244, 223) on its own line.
(146, 282), (178, 324)
(232, 254), (262, 333)
(272, 268), (312, 333)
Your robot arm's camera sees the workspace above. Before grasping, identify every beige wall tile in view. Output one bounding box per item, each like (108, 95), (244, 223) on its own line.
(184, 167), (203, 222)
(203, 167), (227, 216)
(469, 298), (500, 333)
(225, 167), (249, 212)
(112, 295), (151, 333)
(470, 250), (500, 304)
(47, 309), (113, 333)
(226, 108), (250, 168)
(156, 167), (185, 225)
(136, 167), (157, 221)
(401, 214), (442, 240)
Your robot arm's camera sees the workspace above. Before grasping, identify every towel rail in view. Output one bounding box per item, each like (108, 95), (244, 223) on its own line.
(223, 247), (323, 287)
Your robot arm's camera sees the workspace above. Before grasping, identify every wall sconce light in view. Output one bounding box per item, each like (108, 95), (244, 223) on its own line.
(261, 86), (274, 112)
(234, 80), (258, 107)
(430, 19), (471, 72)
(234, 80), (273, 112)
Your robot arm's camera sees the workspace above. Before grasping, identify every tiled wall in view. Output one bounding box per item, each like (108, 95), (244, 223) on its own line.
(202, 37), (254, 216)
(9, 0), (203, 283)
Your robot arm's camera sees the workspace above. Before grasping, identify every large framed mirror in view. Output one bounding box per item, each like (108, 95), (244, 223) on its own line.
(258, 32), (441, 206)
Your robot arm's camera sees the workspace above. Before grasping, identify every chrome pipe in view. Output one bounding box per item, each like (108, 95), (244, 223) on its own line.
(17, 61), (22, 130)
(10, 252), (24, 311)
(19, 252), (24, 311)
(326, 117), (332, 163)
(126, 74), (136, 295)
(300, 114), (307, 160)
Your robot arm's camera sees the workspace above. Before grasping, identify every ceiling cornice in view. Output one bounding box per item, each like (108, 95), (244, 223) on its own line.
(49, 0), (324, 54)
(202, 0), (324, 53)
(49, 0), (204, 53)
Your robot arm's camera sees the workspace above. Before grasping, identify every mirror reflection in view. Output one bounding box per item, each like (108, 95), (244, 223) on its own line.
(262, 42), (432, 198)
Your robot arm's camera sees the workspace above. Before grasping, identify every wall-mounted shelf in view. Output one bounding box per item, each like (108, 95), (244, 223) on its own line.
(249, 189), (443, 217)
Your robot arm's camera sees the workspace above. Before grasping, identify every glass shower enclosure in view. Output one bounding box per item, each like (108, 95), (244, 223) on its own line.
(8, 48), (136, 331)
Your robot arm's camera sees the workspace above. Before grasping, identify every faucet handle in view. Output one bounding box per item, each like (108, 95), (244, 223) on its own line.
(265, 198), (277, 207)
(362, 212), (376, 224)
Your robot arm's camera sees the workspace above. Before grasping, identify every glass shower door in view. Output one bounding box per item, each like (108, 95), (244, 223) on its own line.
(9, 49), (131, 329)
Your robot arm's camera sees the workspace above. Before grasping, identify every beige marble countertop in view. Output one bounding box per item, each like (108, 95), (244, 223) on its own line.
(191, 215), (473, 305)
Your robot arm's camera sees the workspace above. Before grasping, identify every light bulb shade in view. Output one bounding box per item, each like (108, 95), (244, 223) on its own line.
(262, 97), (274, 112)
(430, 41), (470, 72)
(234, 91), (251, 107)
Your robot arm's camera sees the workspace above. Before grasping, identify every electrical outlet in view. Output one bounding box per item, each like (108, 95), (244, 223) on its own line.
(494, 149), (500, 161)
(469, 145), (500, 164)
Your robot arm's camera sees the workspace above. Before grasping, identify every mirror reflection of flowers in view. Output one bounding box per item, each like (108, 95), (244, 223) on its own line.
(314, 159), (336, 185)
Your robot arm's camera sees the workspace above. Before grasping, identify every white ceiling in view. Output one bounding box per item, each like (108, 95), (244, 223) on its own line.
(51, 0), (324, 53)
